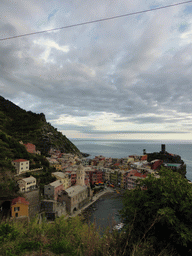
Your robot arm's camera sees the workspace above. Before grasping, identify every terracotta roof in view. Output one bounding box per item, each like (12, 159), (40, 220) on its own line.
(134, 172), (147, 178)
(11, 197), (29, 206)
(24, 143), (35, 147)
(141, 155), (148, 161)
(12, 159), (28, 163)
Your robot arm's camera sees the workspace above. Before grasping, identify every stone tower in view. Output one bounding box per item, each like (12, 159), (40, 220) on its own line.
(76, 164), (85, 186)
(161, 144), (166, 153)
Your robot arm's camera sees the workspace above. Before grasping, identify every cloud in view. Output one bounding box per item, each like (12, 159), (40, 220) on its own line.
(0, 0), (192, 140)
(48, 9), (58, 22)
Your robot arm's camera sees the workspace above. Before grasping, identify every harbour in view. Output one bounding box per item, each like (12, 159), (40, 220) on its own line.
(81, 189), (124, 233)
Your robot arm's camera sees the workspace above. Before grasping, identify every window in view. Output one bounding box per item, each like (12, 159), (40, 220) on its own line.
(21, 163), (23, 165)
(15, 213), (18, 217)
(14, 207), (20, 211)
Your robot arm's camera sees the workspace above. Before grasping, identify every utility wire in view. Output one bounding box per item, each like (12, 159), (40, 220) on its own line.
(0, 0), (191, 42)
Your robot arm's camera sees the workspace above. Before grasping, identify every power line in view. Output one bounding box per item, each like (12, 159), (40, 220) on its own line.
(0, 0), (191, 42)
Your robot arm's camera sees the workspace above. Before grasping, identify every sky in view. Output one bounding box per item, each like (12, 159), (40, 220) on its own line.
(1, 0), (192, 141)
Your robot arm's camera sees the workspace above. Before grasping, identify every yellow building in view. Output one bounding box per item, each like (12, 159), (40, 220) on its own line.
(52, 172), (71, 190)
(11, 197), (29, 218)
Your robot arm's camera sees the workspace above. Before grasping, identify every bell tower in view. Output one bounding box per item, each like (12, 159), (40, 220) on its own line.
(76, 164), (85, 186)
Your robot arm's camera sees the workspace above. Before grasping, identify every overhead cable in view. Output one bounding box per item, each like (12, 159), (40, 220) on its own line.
(0, 0), (191, 41)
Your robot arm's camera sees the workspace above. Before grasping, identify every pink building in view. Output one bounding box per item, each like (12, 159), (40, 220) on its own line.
(24, 143), (36, 154)
(44, 180), (64, 201)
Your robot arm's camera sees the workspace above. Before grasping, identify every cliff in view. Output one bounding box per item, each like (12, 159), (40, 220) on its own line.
(0, 95), (81, 156)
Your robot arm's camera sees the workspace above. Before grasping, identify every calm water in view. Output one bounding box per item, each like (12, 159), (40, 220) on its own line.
(86, 193), (123, 232)
(71, 139), (192, 181)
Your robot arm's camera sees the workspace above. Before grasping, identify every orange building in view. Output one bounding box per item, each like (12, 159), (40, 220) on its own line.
(140, 155), (148, 161)
(11, 197), (29, 218)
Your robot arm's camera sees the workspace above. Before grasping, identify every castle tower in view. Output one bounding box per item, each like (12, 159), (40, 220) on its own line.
(161, 144), (165, 153)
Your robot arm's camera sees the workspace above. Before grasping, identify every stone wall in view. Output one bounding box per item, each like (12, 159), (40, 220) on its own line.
(24, 189), (40, 219)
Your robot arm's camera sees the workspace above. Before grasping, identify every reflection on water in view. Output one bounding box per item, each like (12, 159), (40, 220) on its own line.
(84, 193), (123, 233)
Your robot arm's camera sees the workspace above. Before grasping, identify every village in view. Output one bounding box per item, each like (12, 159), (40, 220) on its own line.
(7, 143), (185, 221)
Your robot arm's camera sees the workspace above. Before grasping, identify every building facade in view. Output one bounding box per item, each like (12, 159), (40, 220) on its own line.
(11, 197), (29, 218)
(51, 172), (71, 190)
(17, 176), (36, 192)
(44, 180), (64, 200)
(41, 200), (66, 220)
(12, 159), (30, 174)
(62, 185), (89, 214)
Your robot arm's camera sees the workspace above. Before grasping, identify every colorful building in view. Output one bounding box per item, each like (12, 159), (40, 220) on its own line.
(52, 172), (71, 190)
(11, 197), (29, 218)
(44, 180), (64, 200)
(24, 143), (36, 154)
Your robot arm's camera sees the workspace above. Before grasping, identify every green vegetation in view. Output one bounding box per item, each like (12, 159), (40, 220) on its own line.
(25, 166), (57, 195)
(147, 151), (186, 177)
(121, 167), (192, 255)
(0, 95), (81, 156)
(1, 169), (192, 255)
(0, 95), (81, 196)
(0, 216), (125, 256)
(0, 130), (56, 196)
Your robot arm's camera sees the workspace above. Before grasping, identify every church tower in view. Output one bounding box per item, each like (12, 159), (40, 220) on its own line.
(76, 164), (85, 186)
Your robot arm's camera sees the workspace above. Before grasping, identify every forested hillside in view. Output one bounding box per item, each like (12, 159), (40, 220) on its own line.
(0, 95), (81, 196)
(0, 95), (81, 156)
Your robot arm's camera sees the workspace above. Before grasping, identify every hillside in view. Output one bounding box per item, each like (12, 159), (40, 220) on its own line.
(147, 148), (186, 177)
(0, 95), (81, 156)
(0, 95), (81, 196)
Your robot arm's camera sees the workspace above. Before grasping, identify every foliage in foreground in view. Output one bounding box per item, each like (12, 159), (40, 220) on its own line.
(121, 168), (192, 255)
(1, 168), (192, 255)
(0, 216), (126, 256)
(0, 214), (182, 256)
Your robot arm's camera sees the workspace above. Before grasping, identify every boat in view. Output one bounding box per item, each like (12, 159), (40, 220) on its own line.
(113, 223), (124, 231)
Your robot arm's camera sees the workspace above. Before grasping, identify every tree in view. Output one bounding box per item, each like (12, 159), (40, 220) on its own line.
(121, 168), (192, 254)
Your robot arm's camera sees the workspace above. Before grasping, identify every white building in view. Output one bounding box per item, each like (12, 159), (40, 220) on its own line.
(12, 159), (30, 174)
(17, 176), (36, 192)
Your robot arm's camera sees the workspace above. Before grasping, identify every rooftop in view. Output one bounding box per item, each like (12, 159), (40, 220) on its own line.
(49, 180), (63, 187)
(52, 172), (66, 179)
(11, 197), (29, 205)
(65, 185), (87, 197)
(12, 159), (28, 163)
(19, 176), (36, 183)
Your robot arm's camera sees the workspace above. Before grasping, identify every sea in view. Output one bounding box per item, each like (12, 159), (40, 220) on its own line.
(83, 193), (124, 233)
(71, 139), (192, 181)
